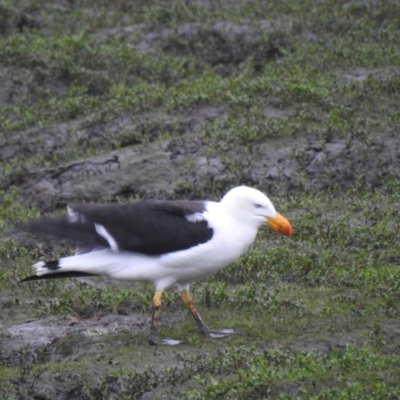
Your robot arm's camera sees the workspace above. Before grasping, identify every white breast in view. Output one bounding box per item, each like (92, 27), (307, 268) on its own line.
(159, 201), (258, 284)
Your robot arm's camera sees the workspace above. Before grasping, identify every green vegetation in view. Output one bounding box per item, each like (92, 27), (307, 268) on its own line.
(0, 0), (399, 178)
(1, 0), (400, 398)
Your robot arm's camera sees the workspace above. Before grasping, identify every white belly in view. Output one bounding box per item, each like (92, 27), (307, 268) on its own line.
(55, 204), (259, 291)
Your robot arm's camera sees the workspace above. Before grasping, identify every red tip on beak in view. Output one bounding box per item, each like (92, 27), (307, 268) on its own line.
(266, 213), (293, 237)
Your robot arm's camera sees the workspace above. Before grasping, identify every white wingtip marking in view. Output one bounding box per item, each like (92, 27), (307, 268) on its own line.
(67, 206), (78, 222)
(33, 261), (48, 276)
(33, 261), (45, 269)
(185, 212), (206, 223)
(95, 224), (119, 252)
(67, 206), (86, 223)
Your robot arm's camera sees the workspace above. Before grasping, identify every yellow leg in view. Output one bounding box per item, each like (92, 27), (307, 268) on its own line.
(182, 289), (210, 335)
(148, 290), (163, 345)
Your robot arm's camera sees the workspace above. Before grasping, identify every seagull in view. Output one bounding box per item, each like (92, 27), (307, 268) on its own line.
(21, 186), (292, 345)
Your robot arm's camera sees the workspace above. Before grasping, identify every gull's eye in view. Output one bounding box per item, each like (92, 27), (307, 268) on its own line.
(254, 203), (263, 209)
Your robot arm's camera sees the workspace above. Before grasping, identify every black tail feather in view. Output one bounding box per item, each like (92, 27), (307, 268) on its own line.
(21, 271), (99, 282)
(23, 217), (102, 245)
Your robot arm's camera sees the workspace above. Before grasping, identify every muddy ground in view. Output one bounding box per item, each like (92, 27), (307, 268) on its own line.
(1, 0), (400, 399)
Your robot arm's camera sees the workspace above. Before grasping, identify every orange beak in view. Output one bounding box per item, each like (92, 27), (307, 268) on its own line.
(266, 213), (293, 237)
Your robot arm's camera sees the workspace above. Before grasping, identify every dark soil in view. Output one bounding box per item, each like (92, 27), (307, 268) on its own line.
(1, 0), (400, 398)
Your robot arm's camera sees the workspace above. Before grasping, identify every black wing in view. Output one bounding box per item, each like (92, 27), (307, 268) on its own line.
(25, 200), (213, 255)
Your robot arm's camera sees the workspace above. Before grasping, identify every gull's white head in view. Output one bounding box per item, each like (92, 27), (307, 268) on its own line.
(220, 186), (292, 236)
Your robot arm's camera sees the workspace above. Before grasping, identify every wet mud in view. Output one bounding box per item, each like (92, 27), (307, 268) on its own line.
(1, 0), (400, 398)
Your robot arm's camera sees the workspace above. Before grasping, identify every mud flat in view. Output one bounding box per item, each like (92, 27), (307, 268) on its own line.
(1, 0), (400, 398)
